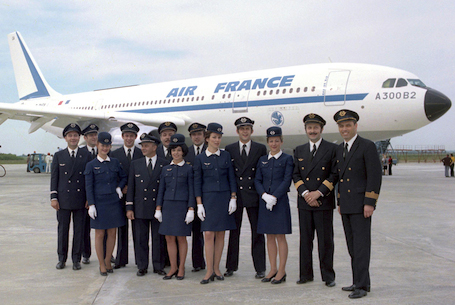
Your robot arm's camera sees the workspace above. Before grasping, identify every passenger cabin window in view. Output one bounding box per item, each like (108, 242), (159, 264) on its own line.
(382, 78), (396, 88)
(396, 78), (408, 87)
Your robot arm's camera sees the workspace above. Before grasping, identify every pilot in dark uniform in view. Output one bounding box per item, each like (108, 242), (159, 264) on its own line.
(224, 117), (267, 278)
(292, 114), (338, 287)
(126, 133), (168, 276)
(156, 134), (195, 280)
(183, 122), (207, 272)
(155, 122), (177, 162)
(50, 123), (90, 271)
(110, 122), (143, 269)
(333, 109), (382, 299)
(79, 123), (99, 264)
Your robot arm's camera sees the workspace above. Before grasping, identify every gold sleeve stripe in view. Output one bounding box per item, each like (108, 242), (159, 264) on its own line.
(294, 180), (304, 189)
(365, 191), (379, 200)
(322, 180), (334, 191)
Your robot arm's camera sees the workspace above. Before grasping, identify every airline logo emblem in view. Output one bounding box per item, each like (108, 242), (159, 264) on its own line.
(271, 111), (284, 126)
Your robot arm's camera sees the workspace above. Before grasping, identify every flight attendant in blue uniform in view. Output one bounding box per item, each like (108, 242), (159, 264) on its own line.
(193, 123), (237, 284)
(155, 134), (195, 280)
(84, 132), (128, 276)
(254, 126), (293, 284)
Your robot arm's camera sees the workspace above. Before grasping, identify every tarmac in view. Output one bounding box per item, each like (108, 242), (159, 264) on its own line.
(0, 163), (454, 305)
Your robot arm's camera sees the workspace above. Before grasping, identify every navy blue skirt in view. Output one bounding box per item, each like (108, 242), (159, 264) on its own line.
(201, 191), (236, 232)
(90, 193), (126, 230)
(159, 200), (192, 236)
(257, 196), (292, 234)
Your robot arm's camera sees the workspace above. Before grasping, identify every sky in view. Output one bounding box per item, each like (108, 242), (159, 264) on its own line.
(0, 1), (454, 155)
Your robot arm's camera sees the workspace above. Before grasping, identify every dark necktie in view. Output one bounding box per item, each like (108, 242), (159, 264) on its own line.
(148, 158), (153, 176)
(165, 148), (170, 159)
(91, 148), (96, 158)
(127, 148), (132, 163)
(241, 144), (247, 163)
(71, 150), (75, 164)
(197, 146), (200, 155)
(343, 143), (349, 160)
(309, 144), (316, 162)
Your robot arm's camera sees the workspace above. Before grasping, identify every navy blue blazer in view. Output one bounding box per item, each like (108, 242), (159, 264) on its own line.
(50, 148), (90, 210)
(293, 139), (338, 210)
(126, 156), (168, 219)
(335, 136), (382, 214)
(84, 157), (128, 206)
(156, 163), (195, 208)
(80, 145), (97, 161)
(184, 144), (207, 166)
(157, 143), (172, 162)
(225, 141), (267, 208)
(110, 146), (144, 179)
(254, 153), (294, 200)
(193, 150), (236, 197)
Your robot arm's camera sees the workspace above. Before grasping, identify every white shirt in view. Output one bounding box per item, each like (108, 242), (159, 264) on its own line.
(238, 140), (251, 156)
(205, 149), (221, 157)
(67, 147), (78, 157)
(193, 144), (204, 156)
(344, 134), (358, 152)
(171, 160), (185, 166)
(97, 155), (111, 162)
(308, 138), (323, 152)
(145, 155), (157, 169)
(268, 150), (283, 160)
(87, 145), (97, 155)
(123, 145), (135, 158)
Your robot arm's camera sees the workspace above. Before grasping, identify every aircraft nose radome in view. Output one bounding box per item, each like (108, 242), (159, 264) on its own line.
(424, 88), (452, 121)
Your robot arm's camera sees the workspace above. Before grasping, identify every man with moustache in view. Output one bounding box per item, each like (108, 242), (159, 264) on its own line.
(79, 123), (99, 264)
(50, 123), (90, 270)
(110, 122), (144, 269)
(155, 122), (177, 162)
(333, 109), (382, 299)
(293, 114), (337, 287)
(184, 123), (207, 272)
(224, 117), (267, 279)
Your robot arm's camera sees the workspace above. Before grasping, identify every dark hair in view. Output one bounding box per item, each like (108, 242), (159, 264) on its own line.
(170, 144), (188, 157)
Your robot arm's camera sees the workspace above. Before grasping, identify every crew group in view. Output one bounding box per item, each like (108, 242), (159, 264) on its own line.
(50, 109), (382, 299)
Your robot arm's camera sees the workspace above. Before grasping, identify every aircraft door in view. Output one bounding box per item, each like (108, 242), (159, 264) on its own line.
(323, 70), (350, 106)
(232, 90), (250, 113)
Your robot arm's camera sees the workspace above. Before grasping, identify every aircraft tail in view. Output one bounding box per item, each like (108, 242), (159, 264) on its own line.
(8, 32), (59, 100)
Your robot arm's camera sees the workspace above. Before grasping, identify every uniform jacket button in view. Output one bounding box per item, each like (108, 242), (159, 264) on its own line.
(348, 190), (351, 192)
(240, 186), (243, 190)
(306, 178), (309, 181)
(240, 177), (243, 180)
(340, 179), (343, 182)
(317, 178), (320, 181)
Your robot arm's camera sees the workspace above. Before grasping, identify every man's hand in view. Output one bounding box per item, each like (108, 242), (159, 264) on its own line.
(122, 185), (128, 194)
(304, 191), (321, 207)
(126, 210), (135, 220)
(364, 205), (374, 218)
(337, 205), (341, 215)
(51, 200), (60, 210)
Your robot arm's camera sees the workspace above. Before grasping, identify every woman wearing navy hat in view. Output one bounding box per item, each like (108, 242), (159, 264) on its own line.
(193, 123), (237, 284)
(84, 132), (128, 276)
(155, 134), (195, 280)
(254, 126), (293, 284)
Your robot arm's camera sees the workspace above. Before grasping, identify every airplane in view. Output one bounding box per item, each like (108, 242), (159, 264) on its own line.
(0, 31), (451, 149)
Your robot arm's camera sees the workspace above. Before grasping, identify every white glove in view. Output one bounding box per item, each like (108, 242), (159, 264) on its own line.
(266, 201), (275, 211)
(185, 209), (195, 224)
(228, 198), (237, 215)
(154, 210), (162, 222)
(197, 204), (205, 221)
(116, 187), (123, 199)
(262, 193), (277, 206)
(88, 205), (97, 219)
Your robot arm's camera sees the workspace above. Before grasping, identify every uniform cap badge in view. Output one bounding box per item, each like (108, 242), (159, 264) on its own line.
(104, 139), (109, 143)
(217, 127), (222, 132)
(270, 130), (275, 135)
(192, 124), (198, 128)
(241, 117), (247, 123)
(309, 113), (315, 118)
(173, 138), (178, 142)
(90, 124), (95, 128)
(70, 123), (76, 128)
(127, 123), (133, 128)
(165, 122), (171, 126)
(340, 111), (346, 117)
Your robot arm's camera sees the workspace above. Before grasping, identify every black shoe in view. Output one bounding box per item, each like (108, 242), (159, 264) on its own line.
(255, 271), (266, 279)
(176, 272), (185, 280)
(114, 264), (125, 269)
(296, 278), (313, 284)
(214, 273), (224, 281)
(72, 262), (81, 270)
(271, 273), (286, 284)
(325, 281), (336, 287)
(99, 268), (108, 276)
(82, 257), (90, 264)
(106, 268), (114, 273)
(56, 261), (66, 270)
(342, 284), (370, 292)
(224, 269), (235, 277)
(153, 269), (166, 275)
(200, 273), (215, 284)
(261, 272), (278, 282)
(110, 257), (116, 264)
(191, 267), (205, 272)
(137, 269), (148, 276)
(163, 270), (178, 280)
(348, 289), (367, 299)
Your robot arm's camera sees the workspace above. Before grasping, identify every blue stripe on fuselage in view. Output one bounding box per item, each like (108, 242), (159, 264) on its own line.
(119, 93), (368, 114)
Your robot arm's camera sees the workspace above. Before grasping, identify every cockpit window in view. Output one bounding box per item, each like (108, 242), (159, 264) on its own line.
(407, 79), (426, 88)
(382, 78), (396, 88)
(396, 78), (408, 87)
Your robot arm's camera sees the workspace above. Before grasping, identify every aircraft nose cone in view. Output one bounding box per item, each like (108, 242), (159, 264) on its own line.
(424, 88), (451, 121)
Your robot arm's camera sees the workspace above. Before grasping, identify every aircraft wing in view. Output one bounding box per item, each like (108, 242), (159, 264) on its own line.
(0, 102), (186, 134)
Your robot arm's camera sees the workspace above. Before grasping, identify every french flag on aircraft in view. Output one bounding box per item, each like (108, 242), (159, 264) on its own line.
(58, 100), (71, 105)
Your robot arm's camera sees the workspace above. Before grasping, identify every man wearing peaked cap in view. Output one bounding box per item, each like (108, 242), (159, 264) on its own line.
(333, 109), (381, 299)
(51, 123), (90, 271)
(139, 133), (161, 145)
(110, 122), (144, 269)
(79, 123), (100, 264)
(184, 123), (207, 272)
(157, 122), (178, 162)
(293, 113), (337, 287)
(225, 116), (267, 279)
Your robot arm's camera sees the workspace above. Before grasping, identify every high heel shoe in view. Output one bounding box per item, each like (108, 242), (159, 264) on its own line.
(271, 273), (286, 284)
(106, 268), (114, 273)
(200, 273), (215, 284)
(176, 272), (185, 280)
(261, 272), (278, 282)
(214, 272), (224, 281)
(163, 269), (178, 280)
(99, 268), (108, 276)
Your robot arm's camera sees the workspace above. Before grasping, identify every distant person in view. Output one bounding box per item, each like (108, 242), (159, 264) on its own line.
(388, 156), (393, 176)
(333, 110), (382, 299)
(26, 154), (31, 172)
(84, 132), (128, 276)
(50, 123), (90, 271)
(450, 154), (454, 177)
(441, 154), (452, 177)
(155, 122), (177, 162)
(382, 154), (387, 175)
